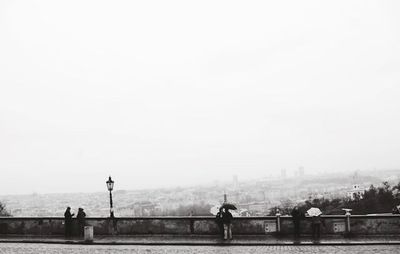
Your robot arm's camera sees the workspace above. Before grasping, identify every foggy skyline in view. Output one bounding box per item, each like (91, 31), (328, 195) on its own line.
(1, 1), (400, 195)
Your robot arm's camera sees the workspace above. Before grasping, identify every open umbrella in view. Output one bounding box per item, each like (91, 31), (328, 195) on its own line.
(307, 207), (322, 216)
(210, 205), (221, 215)
(221, 203), (237, 210)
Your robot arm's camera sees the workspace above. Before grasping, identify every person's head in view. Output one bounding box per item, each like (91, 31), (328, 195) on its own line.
(224, 208), (229, 213)
(219, 207), (223, 213)
(79, 208), (83, 211)
(66, 207), (71, 210)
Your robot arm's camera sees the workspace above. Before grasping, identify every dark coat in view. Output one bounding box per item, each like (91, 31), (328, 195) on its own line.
(77, 210), (86, 225)
(311, 215), (325, 226)
(291, 208), (304, 222)
(215, 211), (223, 225)
(64, 209), (74, 223)
(222, 210), (233, 224)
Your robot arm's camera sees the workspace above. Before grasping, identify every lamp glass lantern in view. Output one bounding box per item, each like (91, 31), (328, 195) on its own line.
(106, 176), (114, 191)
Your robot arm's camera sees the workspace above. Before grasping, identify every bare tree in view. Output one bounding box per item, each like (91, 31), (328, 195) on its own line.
(0, 202), (11, 217)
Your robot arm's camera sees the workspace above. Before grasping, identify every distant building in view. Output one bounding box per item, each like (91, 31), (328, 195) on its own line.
(347, 184), (365, 200)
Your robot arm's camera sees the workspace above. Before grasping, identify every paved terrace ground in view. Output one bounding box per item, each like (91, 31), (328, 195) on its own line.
(0, 243), (399, 254)
(1, 234), (400, 245)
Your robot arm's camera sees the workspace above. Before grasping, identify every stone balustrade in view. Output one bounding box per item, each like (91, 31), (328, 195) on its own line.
(0, 215), (399, 236)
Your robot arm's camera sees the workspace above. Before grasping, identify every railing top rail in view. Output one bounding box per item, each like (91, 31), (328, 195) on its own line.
(1, 214), (399, 220)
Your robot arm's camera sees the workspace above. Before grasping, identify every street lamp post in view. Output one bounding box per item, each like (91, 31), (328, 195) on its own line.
(106, 176), (115, 218)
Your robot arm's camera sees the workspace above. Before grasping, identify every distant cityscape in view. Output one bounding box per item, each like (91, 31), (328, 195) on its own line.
(1, 168), (399, 217)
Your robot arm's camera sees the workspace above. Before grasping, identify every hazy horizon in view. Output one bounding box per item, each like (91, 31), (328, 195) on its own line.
(1, 167), (397, 197)
(1, 1), (400, 195)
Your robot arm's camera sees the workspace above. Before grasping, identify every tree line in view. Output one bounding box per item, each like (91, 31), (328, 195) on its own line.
(269, 181), (400, 215)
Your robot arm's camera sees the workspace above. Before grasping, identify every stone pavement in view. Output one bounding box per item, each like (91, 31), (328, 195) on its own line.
(0, 243), (400, 254)
(1, 235), (400, 246)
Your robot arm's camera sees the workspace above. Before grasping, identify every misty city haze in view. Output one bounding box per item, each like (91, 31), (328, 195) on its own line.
(1, 0), (400, 195)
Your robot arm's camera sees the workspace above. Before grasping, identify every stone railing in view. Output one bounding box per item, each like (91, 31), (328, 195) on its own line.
(0, 214), (399, 236)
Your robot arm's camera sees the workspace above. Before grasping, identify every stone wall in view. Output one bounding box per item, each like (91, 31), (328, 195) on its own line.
(0, 215), (399, 236)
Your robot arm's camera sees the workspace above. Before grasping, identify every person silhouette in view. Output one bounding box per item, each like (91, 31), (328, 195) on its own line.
(291, 206), (304, 238)
(76, 208), (86, 237)
(64, 207), (74, 237)
(215, 207), (224, 238)
(222, 208), (233, 240)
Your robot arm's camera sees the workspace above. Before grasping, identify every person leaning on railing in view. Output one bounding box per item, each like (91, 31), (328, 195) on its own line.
(311, 215), (325, 240)
(291, 206), (304, 238)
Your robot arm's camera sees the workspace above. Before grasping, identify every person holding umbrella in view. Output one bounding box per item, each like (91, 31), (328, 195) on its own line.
(311, 215), (324, 240)
(221, 203), (236, 240)
(307, 207), (324, 241)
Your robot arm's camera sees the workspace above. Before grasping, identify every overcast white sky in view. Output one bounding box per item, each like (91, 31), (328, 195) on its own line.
(1, 0), (399, 195)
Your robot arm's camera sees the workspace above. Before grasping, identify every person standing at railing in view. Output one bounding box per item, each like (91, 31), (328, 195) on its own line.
(64, 207), (74, 238)
(291, 206), (304, 238)
(311, 215), (325, 240)
(215, 207), (224, 238)
(222, 208), (233, 240)
(76, 208), (86, 237)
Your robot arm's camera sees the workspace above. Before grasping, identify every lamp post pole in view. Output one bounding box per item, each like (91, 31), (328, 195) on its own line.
(109, 188), (113, 217)
(106, 176), (115, 218)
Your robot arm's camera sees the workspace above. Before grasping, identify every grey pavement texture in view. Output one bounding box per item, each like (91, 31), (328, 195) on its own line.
(1, 235), (400, 245)
(0, 243), (400, 254)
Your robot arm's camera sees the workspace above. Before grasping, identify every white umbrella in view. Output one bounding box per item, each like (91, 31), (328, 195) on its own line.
(307, 207), (322, 216)
(230, 210), (239, 217)
(210, 205), (221, 215)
